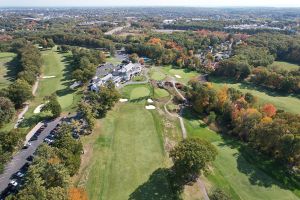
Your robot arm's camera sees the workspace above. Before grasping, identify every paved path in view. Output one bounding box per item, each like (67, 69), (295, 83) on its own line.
(14, 104), (29, 129)
(197, 178), (210, 200)
(163, 93), (187, 139)
(104, 23), (130, 35)
(32, 78), (39, 96)
(14, 78), (40, 128)
(171, 78), (187, 102)
(0, 118), (61, 194)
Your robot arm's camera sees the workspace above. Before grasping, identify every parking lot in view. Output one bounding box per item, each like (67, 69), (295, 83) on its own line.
(0, 117), (61, 198)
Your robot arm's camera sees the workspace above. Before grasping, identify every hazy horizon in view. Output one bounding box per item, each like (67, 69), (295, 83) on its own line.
(1, 0), (300, 8)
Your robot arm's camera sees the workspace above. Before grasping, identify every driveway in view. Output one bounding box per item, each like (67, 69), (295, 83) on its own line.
(0, 117), (61, 194)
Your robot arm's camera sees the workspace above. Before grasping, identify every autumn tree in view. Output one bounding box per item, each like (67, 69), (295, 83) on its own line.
(261, 103), (277, 117)
(69, 188), (88, 200)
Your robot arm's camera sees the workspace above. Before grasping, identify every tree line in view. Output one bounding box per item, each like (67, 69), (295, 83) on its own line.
(213, 44), (300, 94)
(187, 81), (300, 170)
(1, 40), (42, 109)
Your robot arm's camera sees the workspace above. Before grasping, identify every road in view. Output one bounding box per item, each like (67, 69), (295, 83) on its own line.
(0, 117), (61, 194)
(104, 23), (130, 35)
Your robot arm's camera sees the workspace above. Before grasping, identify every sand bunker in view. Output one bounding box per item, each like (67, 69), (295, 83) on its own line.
(145, 105), (156, 110)
(33, 104), (45, 114)
(119, 99), (128, 102)
(147, 99), (154, 103)
(42, 76), (56, 79)
(175, 75), (182, 79)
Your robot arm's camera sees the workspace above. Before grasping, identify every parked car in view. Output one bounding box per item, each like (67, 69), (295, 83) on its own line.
(20, 163), (30, 172)
(44, 138), (54, 144)
(9, 180), (18, 187)
(26, 155), (34, 162)
(22, 142), (31, 149)
(16, 171), (25, 178)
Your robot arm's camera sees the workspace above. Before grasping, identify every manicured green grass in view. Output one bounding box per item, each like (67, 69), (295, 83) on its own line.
(154, 88), (169, 99)
(150, 69), (166, 81)
(0, 52), (17, 89)
(130, 87), (150, 100)
(160, 65), (199, 84)
(121, 84), (153, 101)
(85, 103), (173, 200)
(270, 61), (300, 71)
(183, 109), (299, 200)
(20, 48), (81, 129)
(210, 77), (300, 114)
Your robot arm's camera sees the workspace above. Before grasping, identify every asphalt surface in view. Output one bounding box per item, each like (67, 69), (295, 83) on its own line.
(0, 117), (61, 194)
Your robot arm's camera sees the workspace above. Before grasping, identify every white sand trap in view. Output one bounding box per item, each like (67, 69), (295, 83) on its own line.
(145, 105), (156, 110)
(33, 104), (45, 114)
(119, 99), (128, 102)
(147, 99), (154, 103)
(175, 75), (182, 79)
(42, 76), (56, 79)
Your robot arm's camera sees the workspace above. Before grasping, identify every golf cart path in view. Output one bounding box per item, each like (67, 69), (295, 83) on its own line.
(14, 78), (40, 128)
(167, 77), (209, 198)
(172, 78), (187, 139)
(197, 178), (210, 200)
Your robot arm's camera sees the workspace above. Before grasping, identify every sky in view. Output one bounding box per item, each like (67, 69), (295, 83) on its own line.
(1, 0), (300, 7)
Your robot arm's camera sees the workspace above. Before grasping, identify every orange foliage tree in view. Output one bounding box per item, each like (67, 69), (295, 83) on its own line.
(68, 187), (88, 200)
(262, 103), (277, 117)
(217, 86), (228, 107)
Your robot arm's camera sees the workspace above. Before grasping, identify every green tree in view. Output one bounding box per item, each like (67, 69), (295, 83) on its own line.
(46, 187), (67, 200)
(170, 138), (217, 177)
(209, 188), (232, 200)
(129, 53), (139, 63)
(0, 97), (15, 127)
(7, 79), (32, 108)
(41, 94), (62, 118)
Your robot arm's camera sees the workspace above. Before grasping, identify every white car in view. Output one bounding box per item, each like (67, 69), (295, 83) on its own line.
(23, 142), (32, 149)
(9, 179), (18, 187)
(16, 171), (25, 178)
(44, 138), (54, 144)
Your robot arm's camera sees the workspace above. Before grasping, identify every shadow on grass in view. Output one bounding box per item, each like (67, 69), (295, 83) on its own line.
(181, 107), (208, 129)
(217, 137), (300, 195)
(4, 55), (20, 82)
(129, 95), (151, 103)
(56, 87), (74, 97)
(18, 114), (51, 129)
(129, 168), (179, 200)
(183, 107), (300, 195)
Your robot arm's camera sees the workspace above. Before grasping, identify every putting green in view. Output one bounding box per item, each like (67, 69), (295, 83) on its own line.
(151, 71), (166, 81)
(130, 86), (151, 100)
